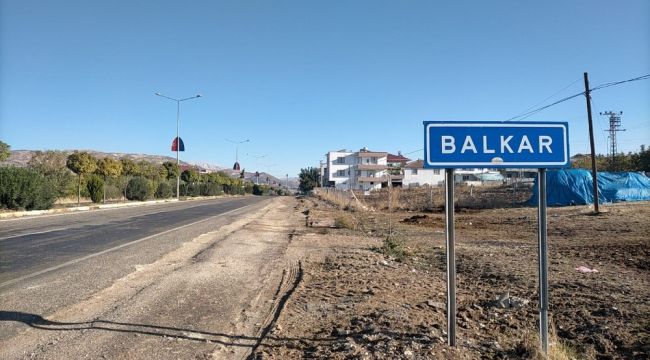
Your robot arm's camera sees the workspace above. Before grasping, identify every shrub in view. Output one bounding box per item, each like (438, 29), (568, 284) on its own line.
(223, 184), (244, 195)
(0, 167), (56, 210)
(104, 183), (123, 200)
(202, 182), (223, 196)
(381, 234), (407, 262)
(334, 215), (356, 230)
(180, 183), (201, 197)
(253, 184), (269, 195)
(155, 182), (173, 199)
(86, 175), (104, 203)
(126, 176), (150, 201)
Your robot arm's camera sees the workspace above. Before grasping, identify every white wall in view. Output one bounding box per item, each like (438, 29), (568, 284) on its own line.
(326, 151), (354, 190)
(403, 168), (445, 187)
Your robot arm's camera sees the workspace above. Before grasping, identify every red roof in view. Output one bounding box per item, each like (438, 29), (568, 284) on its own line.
(387, 153), (411, 163)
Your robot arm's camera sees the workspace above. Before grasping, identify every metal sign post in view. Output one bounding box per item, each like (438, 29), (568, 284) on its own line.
(537, 168), (549, 353)
(423, 121), (569, 354)
(445, 168), (456, 346)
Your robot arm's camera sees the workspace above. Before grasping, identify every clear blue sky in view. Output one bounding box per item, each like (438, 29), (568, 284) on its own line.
(1, 0), (648, 178)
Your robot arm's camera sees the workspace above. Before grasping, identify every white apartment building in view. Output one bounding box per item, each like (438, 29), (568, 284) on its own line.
(323, 149), (391, 192)
(403, 160), (501, 187)
(323, 150), (354, 189)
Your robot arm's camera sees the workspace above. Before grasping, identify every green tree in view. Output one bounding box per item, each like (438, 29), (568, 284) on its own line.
(162, 161), (180, 180)
(86, 174), (104, 203)
(299, 167), (320, 193)
(120, 158), (141, 200)
(96, 157), (123, 203)
(0, 167), (56, 210)
(137, 161), (166, 181)
(0, 140), (9, 161)
(120, 158), (141, 176)
(181, 168), (199, 183)
(66, 152), (97, 205)
(28, 150), (75, 198)
(155, 182), (173, 199)
(126, 177), (151, 201)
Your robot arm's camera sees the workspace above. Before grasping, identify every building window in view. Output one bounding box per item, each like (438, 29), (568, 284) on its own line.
(433, 169), (440, 175)
(412, 169), (418, 175)
(336, 157), (345, 164)
(336, 170), (346, 177)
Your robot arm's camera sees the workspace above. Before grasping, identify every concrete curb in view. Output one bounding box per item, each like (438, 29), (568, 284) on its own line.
(0, 197), (211, 219)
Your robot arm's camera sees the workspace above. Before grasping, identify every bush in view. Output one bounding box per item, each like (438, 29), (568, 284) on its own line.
(0, 167), (56, 210)
(86, 175), (104, 203)
(104, 183), (123, 200)
(155, 182), (173, 199)
(381, 234), (407, 262)
(202, 182), (223, 196)
(253, 184), (269, 195)
(334, 215), (356, 230)
(126, 176), (150, 201)
(223, 184), (243, 195)
(180, 183), (201, 197)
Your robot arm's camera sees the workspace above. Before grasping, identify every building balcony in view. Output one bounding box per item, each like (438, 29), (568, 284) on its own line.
(357, 176), (385, 182)
(357, 164), (388, 171)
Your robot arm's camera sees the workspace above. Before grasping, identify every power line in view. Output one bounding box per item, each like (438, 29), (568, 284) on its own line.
(506, 74), (649, 122)
(506, 78), (582, 121)
(591, 74), (650, 91)
(506, 92), (585, 121)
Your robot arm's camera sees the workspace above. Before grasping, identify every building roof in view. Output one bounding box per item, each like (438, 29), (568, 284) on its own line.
(387, 153), (411, 163)
(405, 160), (424, 169)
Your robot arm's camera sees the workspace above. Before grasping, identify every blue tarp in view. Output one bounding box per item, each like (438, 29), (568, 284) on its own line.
(528, 169), (650, 206)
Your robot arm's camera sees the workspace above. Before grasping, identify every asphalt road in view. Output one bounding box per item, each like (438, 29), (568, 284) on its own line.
(0, 196), (268, 287)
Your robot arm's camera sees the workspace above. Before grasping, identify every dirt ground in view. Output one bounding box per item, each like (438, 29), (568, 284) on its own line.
(254, 193), (650, 360)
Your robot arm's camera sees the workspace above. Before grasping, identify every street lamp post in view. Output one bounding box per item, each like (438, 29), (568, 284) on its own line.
(247, 153), (267, 184)
(155, 92), (201, 199)
(226, 138), (250, 170)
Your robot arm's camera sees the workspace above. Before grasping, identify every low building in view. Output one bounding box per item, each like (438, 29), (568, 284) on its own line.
(455, 171), (504, 186)
(403, 161), (505, 187)
(403, 160), (445, 187)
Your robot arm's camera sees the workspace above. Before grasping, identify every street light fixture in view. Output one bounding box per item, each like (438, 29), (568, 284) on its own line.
(155, 92), (202, 200)
(226, 138), (250, 171)
(246, 153), (267, 184)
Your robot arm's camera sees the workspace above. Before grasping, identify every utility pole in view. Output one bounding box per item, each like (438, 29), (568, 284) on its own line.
(583, 72), (599, 213)
(600, 111), (625, 171)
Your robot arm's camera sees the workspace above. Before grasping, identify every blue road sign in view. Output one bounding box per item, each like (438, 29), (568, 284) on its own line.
(424, 121), (570, 168)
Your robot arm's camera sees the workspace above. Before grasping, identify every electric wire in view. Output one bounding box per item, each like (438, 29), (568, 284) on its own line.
(506, 78), (582, 121)
(506, 74), (649, 122)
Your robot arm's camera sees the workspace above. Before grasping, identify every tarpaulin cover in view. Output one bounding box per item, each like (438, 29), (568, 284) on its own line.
(528, 169), (650, 206)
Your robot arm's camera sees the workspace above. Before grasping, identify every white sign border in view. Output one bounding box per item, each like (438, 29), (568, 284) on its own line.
(425, 122), (569, 167)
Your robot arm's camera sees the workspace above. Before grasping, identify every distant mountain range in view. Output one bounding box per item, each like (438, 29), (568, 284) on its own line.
(2, 149), (299, 188)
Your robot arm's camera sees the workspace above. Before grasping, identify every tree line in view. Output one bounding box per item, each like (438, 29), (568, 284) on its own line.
(572, 145), (650, 172)
(0, 141), (279, 211)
